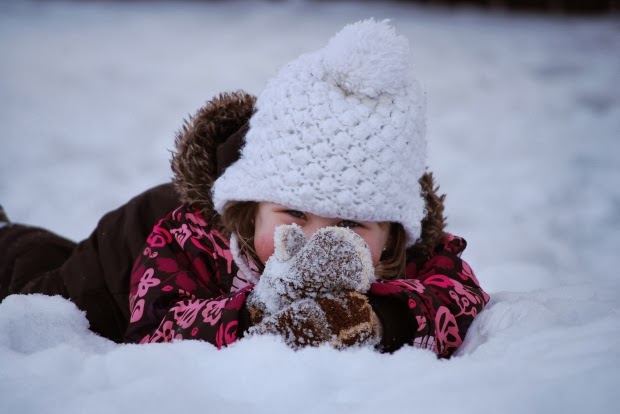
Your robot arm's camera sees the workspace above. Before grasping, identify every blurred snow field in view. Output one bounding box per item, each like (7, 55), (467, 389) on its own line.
(1, 1), (619, 413)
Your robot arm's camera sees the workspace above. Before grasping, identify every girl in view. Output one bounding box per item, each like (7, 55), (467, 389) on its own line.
(0, 20), (488, 357)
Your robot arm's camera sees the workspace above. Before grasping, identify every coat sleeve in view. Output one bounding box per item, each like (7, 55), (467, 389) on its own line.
(124, 204), (253, 348)
(368, 234), (489, 357)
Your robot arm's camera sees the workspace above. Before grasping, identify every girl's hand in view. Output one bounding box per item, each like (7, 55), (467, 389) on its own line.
(248, 224), (376, 315)
(248, 291), (381, 349)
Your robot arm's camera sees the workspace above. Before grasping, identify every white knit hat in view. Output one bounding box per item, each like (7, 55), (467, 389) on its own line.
(213, 19), (427, 246)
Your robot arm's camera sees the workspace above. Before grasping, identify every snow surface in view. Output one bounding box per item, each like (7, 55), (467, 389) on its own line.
(1, 1), (619, 413)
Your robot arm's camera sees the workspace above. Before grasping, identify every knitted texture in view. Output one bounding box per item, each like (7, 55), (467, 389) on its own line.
(248, 292), (380, 350)
(248, 224), (375, 315)
(247, 224), (380, 349)
(212, 19), (427, 245)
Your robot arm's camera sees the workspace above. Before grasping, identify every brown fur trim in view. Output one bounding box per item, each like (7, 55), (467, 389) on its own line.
(408, 172), (447, 266)
(170, 91), (256, 232)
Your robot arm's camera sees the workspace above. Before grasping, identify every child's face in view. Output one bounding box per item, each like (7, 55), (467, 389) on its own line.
(254, 202), (390, 266)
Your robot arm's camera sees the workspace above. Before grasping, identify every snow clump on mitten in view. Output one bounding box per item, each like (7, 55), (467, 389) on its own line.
(289, 226), (375, 296)
(248, 224), (375, 316)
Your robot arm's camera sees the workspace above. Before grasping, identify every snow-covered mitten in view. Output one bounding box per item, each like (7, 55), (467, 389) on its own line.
(247, 224), (375, 317)
(248, 291), (381, 349)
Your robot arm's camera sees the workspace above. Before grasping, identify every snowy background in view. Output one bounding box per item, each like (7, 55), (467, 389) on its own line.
(1, 1), (619, 413)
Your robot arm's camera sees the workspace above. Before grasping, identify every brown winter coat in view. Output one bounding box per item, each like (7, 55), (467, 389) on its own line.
(0, 91), (451, 345)
(0, 184), (179, 342)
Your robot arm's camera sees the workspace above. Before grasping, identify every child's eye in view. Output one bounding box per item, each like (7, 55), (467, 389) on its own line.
(286, 210), (306, 220)
(338, 220), (360, 229)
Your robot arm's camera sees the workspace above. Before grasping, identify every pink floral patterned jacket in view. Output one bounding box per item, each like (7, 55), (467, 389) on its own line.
(125, 204), (489, 357)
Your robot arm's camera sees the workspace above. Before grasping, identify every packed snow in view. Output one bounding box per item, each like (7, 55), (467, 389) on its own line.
(1, 1), (619, 413)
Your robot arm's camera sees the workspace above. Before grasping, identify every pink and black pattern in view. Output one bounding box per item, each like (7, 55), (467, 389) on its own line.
(125, 205), (252, 348)
(126, 204), (489, 356)
(369, 234), (489, 357)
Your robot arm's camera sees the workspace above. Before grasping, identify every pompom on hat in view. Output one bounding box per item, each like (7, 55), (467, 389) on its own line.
(212, 19), (427, 246)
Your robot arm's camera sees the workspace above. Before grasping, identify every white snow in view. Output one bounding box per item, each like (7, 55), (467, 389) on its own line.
(1, 1), (619, 413)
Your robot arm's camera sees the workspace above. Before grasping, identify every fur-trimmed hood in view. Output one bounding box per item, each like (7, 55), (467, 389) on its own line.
(170, 91), (446, 261)
(171, 91), (256, 234)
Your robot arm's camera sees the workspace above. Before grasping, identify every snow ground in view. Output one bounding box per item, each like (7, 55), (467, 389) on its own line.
(1, 1), (619, 413)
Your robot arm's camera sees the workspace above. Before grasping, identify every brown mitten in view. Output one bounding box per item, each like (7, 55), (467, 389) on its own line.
(248, 291), (381, 350)
(248, 224), (375, 317)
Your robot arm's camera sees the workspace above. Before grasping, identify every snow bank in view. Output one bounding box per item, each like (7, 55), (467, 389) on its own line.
(1, 290), (618, 414)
